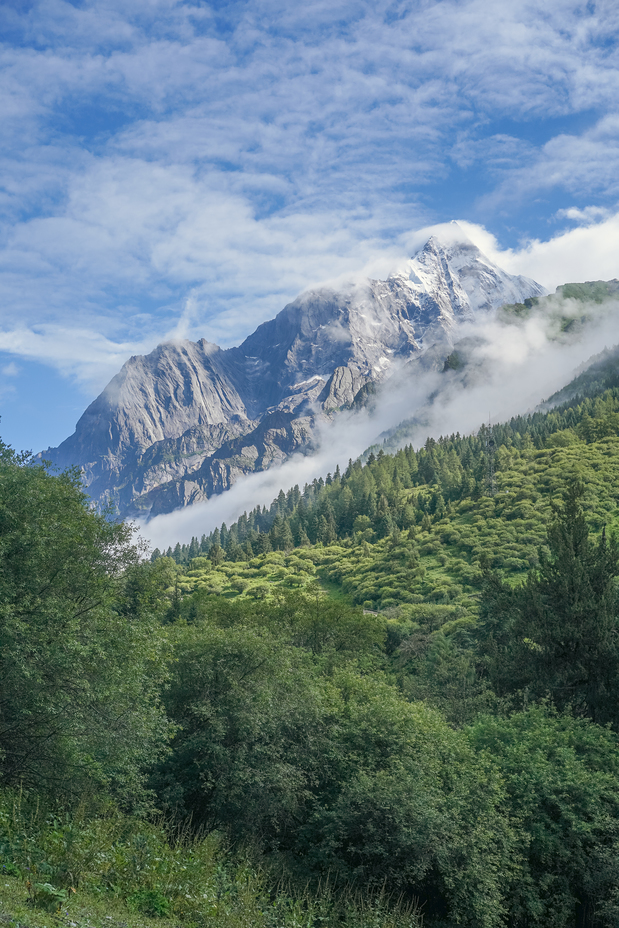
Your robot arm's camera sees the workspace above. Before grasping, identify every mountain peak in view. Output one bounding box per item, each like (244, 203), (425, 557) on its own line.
(399, 228), (546, 314)
(38, 229), (547, 519)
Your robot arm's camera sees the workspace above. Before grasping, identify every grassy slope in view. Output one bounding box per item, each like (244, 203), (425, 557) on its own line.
(174, 434), (619, 611)
(0, 879), (171, 928)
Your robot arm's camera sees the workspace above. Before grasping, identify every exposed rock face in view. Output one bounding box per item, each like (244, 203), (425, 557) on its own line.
(39, 231), (546, 519)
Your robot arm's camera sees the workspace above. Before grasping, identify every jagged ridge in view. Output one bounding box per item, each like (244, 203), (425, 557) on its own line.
(39, 228), (545, 518)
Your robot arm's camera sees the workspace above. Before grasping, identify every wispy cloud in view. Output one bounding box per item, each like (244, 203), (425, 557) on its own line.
(479, 115), (619, 211)
(556, 205), (611, 224)
(2, 0), (619, 450)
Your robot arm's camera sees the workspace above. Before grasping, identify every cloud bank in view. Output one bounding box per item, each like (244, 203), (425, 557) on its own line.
(139, 292), (619, 549)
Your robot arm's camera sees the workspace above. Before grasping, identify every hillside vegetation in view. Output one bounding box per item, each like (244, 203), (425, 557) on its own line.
(5, 348), (619, 927)
(158, 345), (619, 612)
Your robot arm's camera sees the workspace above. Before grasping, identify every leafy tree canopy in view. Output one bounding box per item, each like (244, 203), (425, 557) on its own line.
(0, 444), (171, 803)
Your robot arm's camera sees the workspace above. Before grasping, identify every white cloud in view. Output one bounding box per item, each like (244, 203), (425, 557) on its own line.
(2, 208), (619, 393)
(0, 325), (154, 389)
(556, 205), (611, 224)
(3, 0), (619, 452)
(480, 114), (619, 209)
(139, 291), (619, 548)
(457, 215), (619, 290)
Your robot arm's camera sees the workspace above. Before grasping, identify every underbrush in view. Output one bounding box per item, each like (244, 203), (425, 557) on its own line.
(0, 789), (422, 928)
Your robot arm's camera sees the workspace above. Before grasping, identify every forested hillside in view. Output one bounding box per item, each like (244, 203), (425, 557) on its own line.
(156, 344), (619, 607)
(5, 349), (619, 928)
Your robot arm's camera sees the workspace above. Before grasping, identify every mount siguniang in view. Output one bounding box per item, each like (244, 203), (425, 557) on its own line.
(39, 228), (546, 519)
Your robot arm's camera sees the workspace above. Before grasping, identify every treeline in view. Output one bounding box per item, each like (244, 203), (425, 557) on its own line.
(156, 380), (619, 565)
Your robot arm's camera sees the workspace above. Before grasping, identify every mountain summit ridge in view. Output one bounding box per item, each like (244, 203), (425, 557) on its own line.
(39, 231), (546, 519)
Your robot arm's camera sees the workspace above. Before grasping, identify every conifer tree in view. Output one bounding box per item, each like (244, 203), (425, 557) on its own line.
(297, 525), (310, 547)
(257, 532), (272, 554)
(280, 520), (295, 551)
(188, 536), (200, 559)
(479, 481), (619, 725)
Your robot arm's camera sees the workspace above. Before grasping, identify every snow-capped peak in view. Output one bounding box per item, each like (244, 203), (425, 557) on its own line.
(395, 226), (547, 314)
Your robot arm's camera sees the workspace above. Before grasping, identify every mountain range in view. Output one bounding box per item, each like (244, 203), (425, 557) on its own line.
(38, 227), (546, 519)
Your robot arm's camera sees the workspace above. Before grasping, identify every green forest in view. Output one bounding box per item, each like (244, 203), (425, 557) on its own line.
(5, 348), (619, 928)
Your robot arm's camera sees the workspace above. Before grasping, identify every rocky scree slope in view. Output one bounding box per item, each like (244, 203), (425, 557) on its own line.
(39, 232), (545, 519)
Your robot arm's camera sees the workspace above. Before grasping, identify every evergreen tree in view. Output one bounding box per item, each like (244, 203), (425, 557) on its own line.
(220, 523), (229, 549)
(188, 536), (200, 560)
(297, 525), (311, 547)
(257, 532), (272, 554)
(280, 520), (294, 551)
(243, 538), (254, 559)
(479, 481), (619, 725)
(324, 517), (337, 544)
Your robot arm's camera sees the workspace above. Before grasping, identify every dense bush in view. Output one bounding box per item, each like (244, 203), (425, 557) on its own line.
(0, 443), (170, 803)
(0, 788), (423, 928)
(469, 708), (619, 928)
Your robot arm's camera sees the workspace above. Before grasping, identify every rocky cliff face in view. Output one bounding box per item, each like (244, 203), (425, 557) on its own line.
(39, 230), (546, 518)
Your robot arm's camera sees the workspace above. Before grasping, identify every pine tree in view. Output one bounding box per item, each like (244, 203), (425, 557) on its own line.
(297, 525), (310, 547)
(324, 516), (336, 544)
(257, 532), (272, 554)
(243, 538), (254, 559)
(220, 522), (229, 548)
(280, 520), (294, 551)
(188, 536), (199, 559)
(316, 515), (329, 544)
(480, 481), (619, 725)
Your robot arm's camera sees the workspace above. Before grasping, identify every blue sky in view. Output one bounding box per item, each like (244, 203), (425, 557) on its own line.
(2, 0), (619, 453)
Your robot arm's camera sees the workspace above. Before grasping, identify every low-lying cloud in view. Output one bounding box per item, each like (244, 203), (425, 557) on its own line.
(138, 293), (619, 550)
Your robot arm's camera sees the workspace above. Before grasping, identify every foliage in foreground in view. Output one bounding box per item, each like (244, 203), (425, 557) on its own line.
(7, 353), (619, 926)
(0, 788), (422, 928)
(0, 440), (171, 803)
